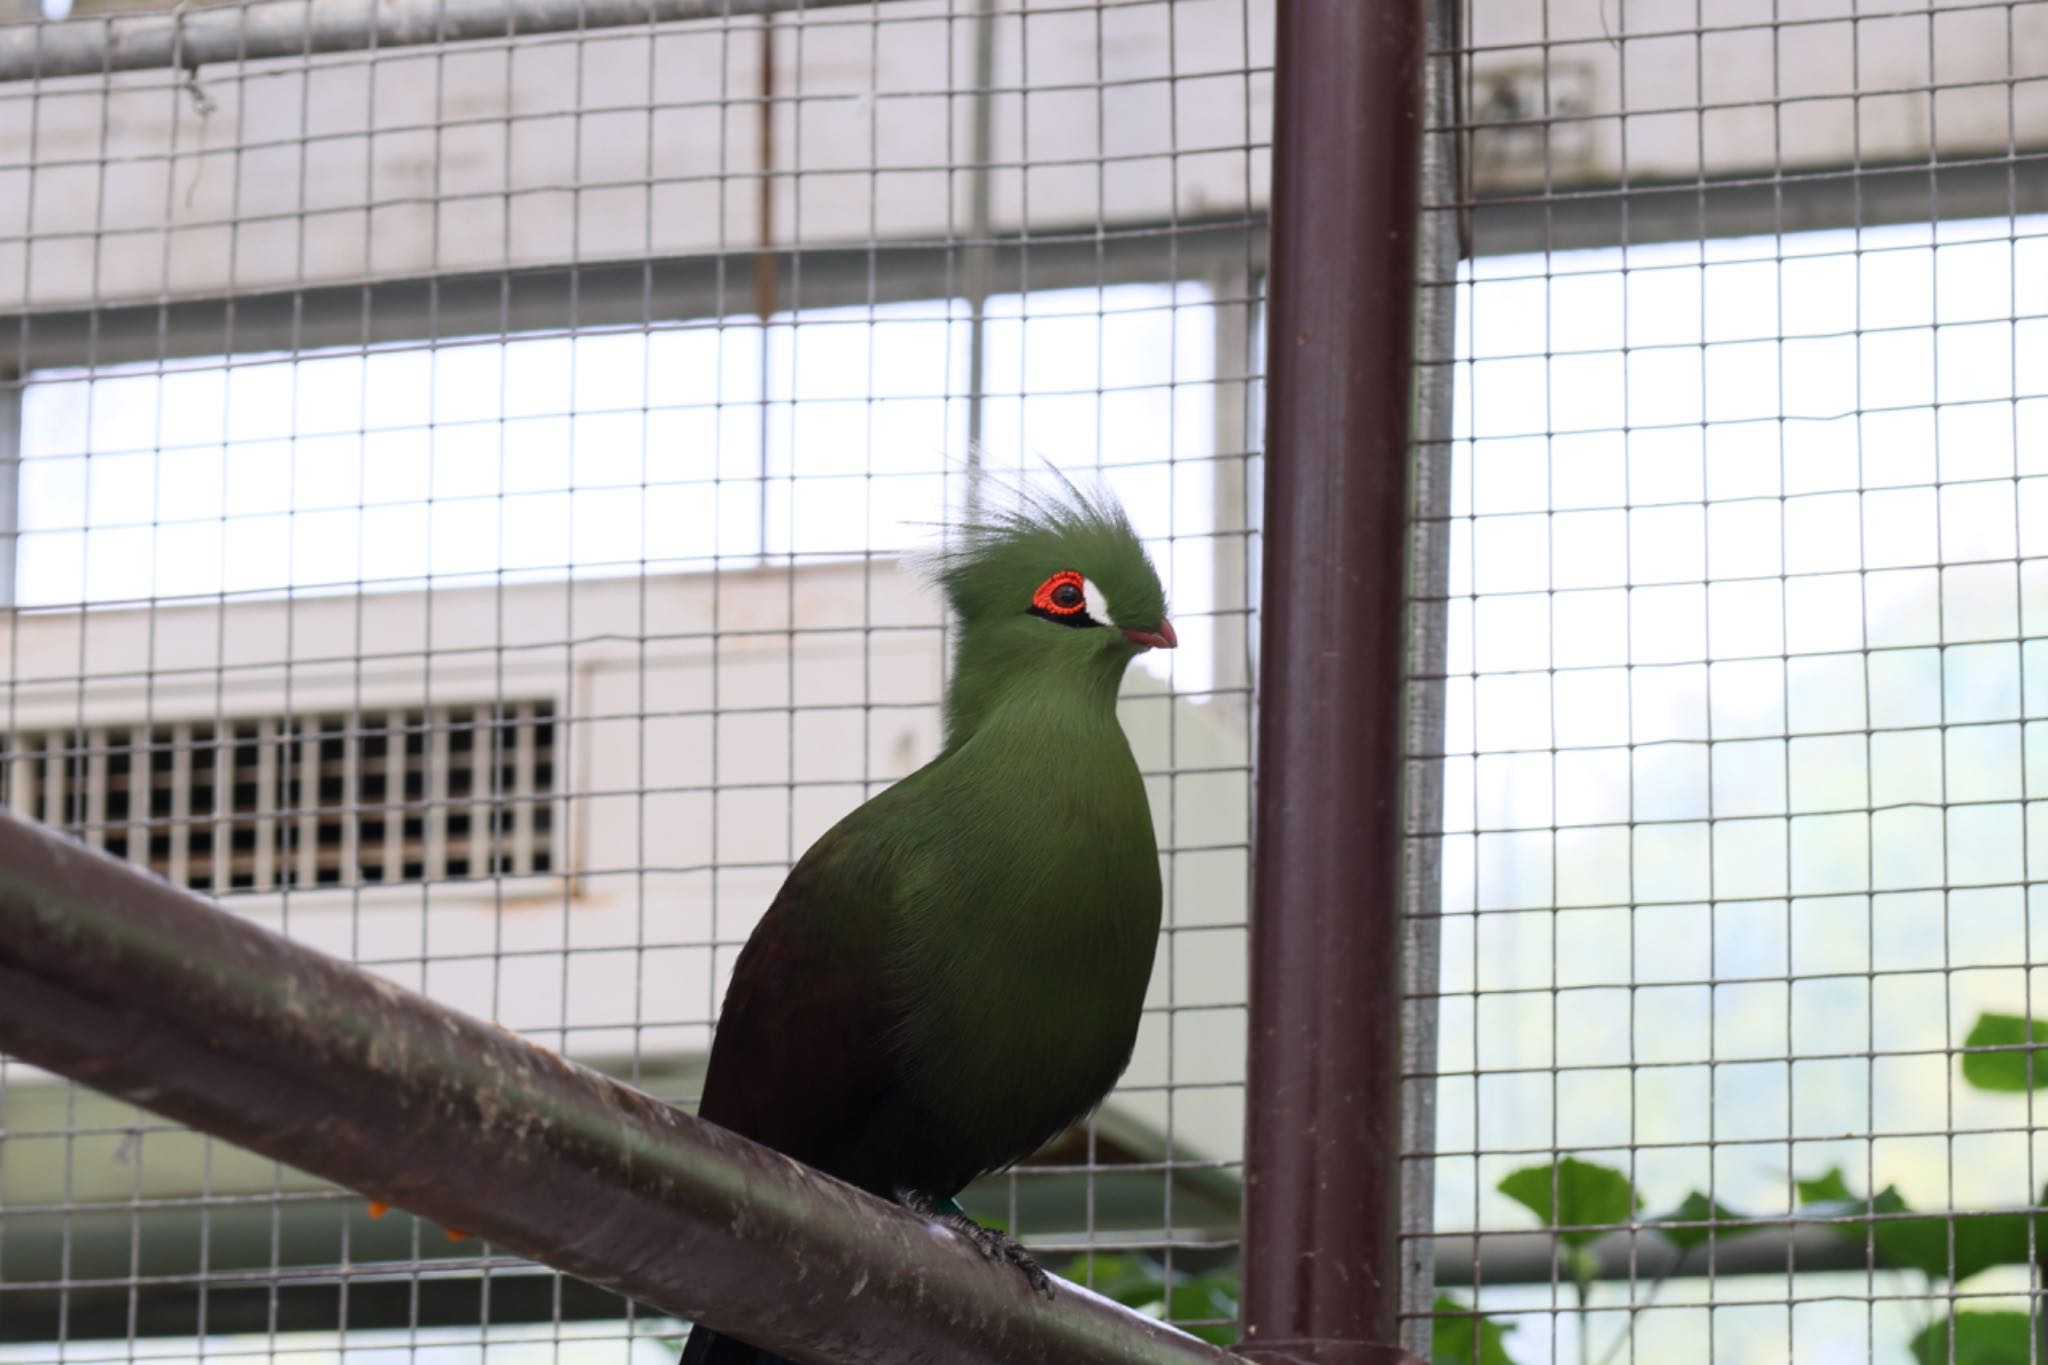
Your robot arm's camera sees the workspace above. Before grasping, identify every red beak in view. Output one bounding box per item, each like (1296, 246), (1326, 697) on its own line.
(1122, 618), (1178, 651)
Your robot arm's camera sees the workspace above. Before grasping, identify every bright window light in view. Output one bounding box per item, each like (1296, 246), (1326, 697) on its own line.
(16, 282), (1217, 692)
(1439, 212), (2048, 1254)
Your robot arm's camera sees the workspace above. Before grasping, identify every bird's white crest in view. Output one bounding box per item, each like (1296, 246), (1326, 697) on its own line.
(1082, 577), (1112, 628)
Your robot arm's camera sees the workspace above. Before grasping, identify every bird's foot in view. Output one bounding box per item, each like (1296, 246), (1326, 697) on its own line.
(893, 1186), (1054, 1300)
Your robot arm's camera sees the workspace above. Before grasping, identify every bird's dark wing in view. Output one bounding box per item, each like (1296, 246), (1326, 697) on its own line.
(683, 827), (912, 1365)
(677, 1325), (792, 1365)
(694, 823), (908, 1182)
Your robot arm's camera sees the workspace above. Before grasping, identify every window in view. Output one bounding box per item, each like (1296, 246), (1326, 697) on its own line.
(5, 279), (1230, 909)
(2, 703), (556, 892)
(1439, 210), (2048, 1348)
(15, 282), (1221, 692)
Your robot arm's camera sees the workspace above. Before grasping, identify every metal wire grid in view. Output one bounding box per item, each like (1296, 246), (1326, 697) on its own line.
(0, 0), (1268, 1357)
(1415, 0), (2048, 1360)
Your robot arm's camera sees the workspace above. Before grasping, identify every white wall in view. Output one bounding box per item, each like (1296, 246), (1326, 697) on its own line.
(0, 0), (1275, 308)
(9, 0), (2043, 311)
(1467, 0), (2048, 191)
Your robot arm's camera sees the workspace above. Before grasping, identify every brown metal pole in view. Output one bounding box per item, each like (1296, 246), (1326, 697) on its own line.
(1241, 1), (1428, 1364)
(0, 808), (1245, 1365)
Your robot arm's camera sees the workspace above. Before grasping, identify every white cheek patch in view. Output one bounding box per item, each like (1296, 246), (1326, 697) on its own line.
(1082, 577), (1112, 629)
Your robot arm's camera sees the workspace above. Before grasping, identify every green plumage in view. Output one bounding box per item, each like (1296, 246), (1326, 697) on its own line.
(681, 479), (1170, 1365)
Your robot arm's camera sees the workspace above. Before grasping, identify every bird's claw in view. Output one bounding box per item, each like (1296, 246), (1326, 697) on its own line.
(894, 1186), (1055, 1300)
(964, 1222), (1054, 1300)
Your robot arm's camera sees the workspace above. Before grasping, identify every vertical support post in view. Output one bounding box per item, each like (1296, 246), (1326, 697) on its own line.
(84, 727), (108, 849)
(1399, 1), (1465, 1357)
(383, 710), (406, 884)
(40, 731), (67, 828)
(128, 724), (151, 868)
(297, 722), (320, 889)
(962, 0), (997, 477)
(253, 717), (279, 891)
(211, 727), (232, 894)
(753, 12), (778, 558)
(341, 715), (361, 887)
(170, 722), (193, 890)
(511, 702), (537, 876)
(1240, 2), (1427, 1364)
(0, 365), (20, 608)
(7, 729), (36, 820)
(425, 708), (450, 882)
(1208, 263), (1254, 721)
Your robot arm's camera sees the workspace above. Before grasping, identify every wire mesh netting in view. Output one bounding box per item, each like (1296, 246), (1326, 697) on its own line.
(1417, 1), (2048, 1361)
(0, 0), (1268, 1356)
(19, 0), (2048, 1360)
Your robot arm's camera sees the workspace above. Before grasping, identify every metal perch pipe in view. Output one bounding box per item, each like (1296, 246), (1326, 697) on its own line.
(0, 806), (1245, 1365)
(0, 0), (877, 85)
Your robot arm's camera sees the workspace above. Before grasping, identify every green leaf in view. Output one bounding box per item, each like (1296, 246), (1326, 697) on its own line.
(1877, 1209), (2036, 1285)
(1796, 1167), (1855, 1205)
(1796, 1166), (1910, 1227)
(1798, 1169), (2040, 1283)
(1058, 1255), (1239, 1346)
(1162, 1269), (1240, 1346)
(1431, 1295), (1516, 1365)
(1648, 1191), (1753, 1252)
(1909, 1311), (2035, 1365)
(1962, 1013), (2048, 1093)
(1498, 1156), (1643, 1248)
(1063, 1253), (1153, 1302)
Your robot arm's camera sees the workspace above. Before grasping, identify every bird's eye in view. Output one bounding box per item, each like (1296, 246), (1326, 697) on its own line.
(1029, 570), (1104, 629)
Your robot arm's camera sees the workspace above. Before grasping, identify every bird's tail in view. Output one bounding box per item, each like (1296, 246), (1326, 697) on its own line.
(677, 1324), (797, 1365)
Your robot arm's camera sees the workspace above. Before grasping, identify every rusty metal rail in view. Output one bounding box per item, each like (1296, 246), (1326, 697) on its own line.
(0, 806), (1246, 1365)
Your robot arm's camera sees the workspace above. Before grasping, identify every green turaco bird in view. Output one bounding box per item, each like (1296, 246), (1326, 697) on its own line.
(680, 478), (1173, 1365)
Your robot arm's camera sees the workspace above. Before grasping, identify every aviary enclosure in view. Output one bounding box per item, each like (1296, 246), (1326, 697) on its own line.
(1, 2), (2044, 1362)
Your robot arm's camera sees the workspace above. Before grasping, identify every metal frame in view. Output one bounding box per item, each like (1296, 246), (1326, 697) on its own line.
(0, 224), (1270, 372)
(0, 0), (873, 83)
(1462, 157), (2048, 257)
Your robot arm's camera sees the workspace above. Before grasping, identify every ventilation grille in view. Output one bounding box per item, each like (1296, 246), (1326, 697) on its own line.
(1, 704), (557, 892)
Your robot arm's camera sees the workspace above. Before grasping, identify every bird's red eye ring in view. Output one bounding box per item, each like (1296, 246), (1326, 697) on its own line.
(1032, 570), (1088, 617)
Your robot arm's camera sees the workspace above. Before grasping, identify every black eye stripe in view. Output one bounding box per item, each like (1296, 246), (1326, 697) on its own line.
(1024, 605), (1105, 634)
(1028, 605), (1104, 630)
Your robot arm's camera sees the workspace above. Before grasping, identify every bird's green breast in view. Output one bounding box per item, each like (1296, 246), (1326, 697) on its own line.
(877, 699), (1163, 1187)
